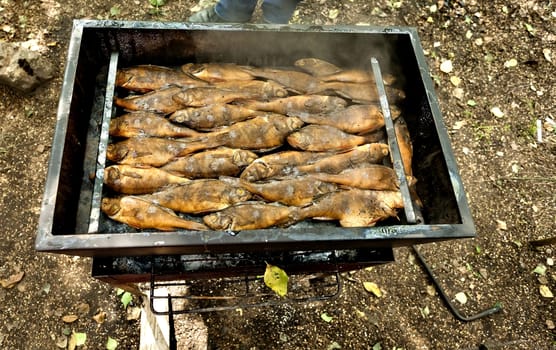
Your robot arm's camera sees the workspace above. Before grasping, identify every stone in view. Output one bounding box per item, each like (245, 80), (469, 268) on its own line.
(0, 41), (54, 93)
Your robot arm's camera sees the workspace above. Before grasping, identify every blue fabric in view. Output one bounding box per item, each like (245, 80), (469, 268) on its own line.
(215, 0), (300, 23)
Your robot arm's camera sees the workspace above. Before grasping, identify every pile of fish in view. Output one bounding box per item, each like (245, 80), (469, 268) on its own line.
(101, 58), (415, 232)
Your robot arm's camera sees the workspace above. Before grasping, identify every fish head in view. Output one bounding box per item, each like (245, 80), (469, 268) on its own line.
(106, 143), (128, 162)
(104, 166), (121, 185)
(230, 187), (252, 203)
(317, 181), (338, 194)
(115, 70), (133, 88)
(101, 197), (121, 216)
(370, 143), (390, 157)
(203, 212), (232, 231)
(286, 131), (310, 150)
(232, 150), (258, 167)
(240, 161), (272, 181)
(169, 110), (190, 124)
(286, 117), (305, 131)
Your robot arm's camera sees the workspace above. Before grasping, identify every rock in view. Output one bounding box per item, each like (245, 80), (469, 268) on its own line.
(0, 41), (54, 93)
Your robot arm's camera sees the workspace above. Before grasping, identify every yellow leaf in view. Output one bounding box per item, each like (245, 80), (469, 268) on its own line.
(264, 263), (288, 297)
(62, 315), (78, 323)
(1, 271), (24, 289)
(540, 285), (554, 298)
(363, 282), (382, 297)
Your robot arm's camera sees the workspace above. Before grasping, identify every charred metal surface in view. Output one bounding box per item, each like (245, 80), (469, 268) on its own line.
(36, 20), (475, 257)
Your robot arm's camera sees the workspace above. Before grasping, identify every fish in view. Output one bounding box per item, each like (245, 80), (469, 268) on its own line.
(293, 57), (341, 77)
(319, 69), (397, 85)
(240, 95), (347, 116)
(160, 148), (258, 178)
(114, 86), (184, 114)
(203, 201), (300, 231)
(287, 125), (379, 152)
(295, 143), (390, 174)
(172, 87), (260, 107)
(169, 104), (258, 130)
(309, 165), (400, 191)
(231, 176), (338, 206)
(394, 117), (413, 176)
(240, 150), (328, 181)
(183, 114), (304, 152)
(309, 81), (406, 104)
(293, 104), (400, 134)
(101, 196), (208, 231)
(213, 80), (288, 99)
(109, 111), (201, 138)
(299, 189), (404, 227)
(106, 137), (206, 166)
(115, 65), (208, 93)
(241, 66), (321, 94)
(181, 63), (255, 82)
(142, 180), (252, 214)
(103, 165), (190, 194)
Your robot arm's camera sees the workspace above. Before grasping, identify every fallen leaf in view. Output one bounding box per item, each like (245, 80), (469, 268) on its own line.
(76, 302), (90, 316)
(328, 9), (339, 19)
(426, 284), (436, 296)
(524, 23), (535, 35)
(264, 263), (288, 297)
(62, 315), (78, 323)
(420, 306), (430, 318)
(354, 309), (367, 319)
(547, 320), (555, 330)
(55, 335), (67, 349)
(321, 312), (333, 323)
(372, 342), (382, 350)
(452, 87), (464, 100)
(1, 271), (24, 289)
(93, 311), (106, 324)
(462, 147), (470, 155)
(543, 48), (552, 62)
(495, 219), (507, 230)
(547, 258), (554, 267)
(450, 76), (462, 86)
(454, 292), (468, 304)
(533, 264), (547, 276)
(440, 60), (453, 73)
(540, 285), (553, 298)
(106, 336), (118, 350)
(363, 282), (382, 297)
(490, 107), (505, 118)
(126, 306), (141, 321)
(467, 99), (477, 106)
(327, 341), (341, 350)
(452, 120), (467, 130)
(503, 58), (518, 68)
(121, 291), (133, 309)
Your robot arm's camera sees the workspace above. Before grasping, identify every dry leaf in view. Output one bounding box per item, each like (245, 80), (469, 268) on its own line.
(454, 292), (467, 304)
(62, 315), (78, 323)
(93, 311), (106, 324)
(503, 58), (518, 68)
(126, 306), (141, 320)
(264, 263), (288, 297)
(490, 107), (505, 118)
(495, 219), (507, 230)
(363, 282), (382, 297)
(453, 120), (467, 130)
(440, 60), (453, 73)
(1, 271), (24, 289)
(450, 76), (462, 86)
(543, 48), (552, 62)
(328, 9), (339, 19)
(540, 285), (554, 298)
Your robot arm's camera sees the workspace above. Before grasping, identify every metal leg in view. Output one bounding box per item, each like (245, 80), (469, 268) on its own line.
(412, 245), (502, 322)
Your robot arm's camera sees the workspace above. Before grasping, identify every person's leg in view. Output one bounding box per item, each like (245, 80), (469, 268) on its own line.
(188, 0), (257, 23)
(261, 0), (301, 23)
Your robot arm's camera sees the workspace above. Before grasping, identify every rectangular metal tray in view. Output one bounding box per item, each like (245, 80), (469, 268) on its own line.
(36, 20), (475, 257)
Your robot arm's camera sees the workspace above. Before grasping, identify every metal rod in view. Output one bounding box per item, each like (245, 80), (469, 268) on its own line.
(413, 245), (502, 322)
(370, 57), (421, 224)
(88, 52), (119, 233)
(168, 294), (177, 350)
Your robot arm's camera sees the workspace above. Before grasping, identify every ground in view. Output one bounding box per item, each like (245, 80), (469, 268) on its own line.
(0, 0), (555, 349)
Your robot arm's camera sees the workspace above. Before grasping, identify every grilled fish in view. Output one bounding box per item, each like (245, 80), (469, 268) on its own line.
(114, 86), (183, 114)
(101, 196), (208, 231)
(299, 189), (404, 227)
(293, 57), (341, 77)
(104, 165), (190, 194)
(241, 67), (321, 94)
(143, 180), (252, 214)
(287, 125), (378, 152)
(309, 165), (400, 191)
(172, 87), (258, 107)
(241, 95), (346, 116)
(106, 137), (206, 166)
(240, 150), (328, 181)
(109, 111), (201, 138)
(394, 117), (413, 176)
(296, 143), (390, 174)
(213, 80), (288, 99)
(203, 202), (300, 231)
(115, 65), (207, 93)
(309, 81), (406, 104)
(234, 176), (338, 206)
(169, 104), (258, 130)
(294, 104), (400, 134)
(181, 63), (254, 82)
(161, 148), (258, 178)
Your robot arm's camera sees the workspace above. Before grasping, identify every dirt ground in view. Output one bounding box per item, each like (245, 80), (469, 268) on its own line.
(0, 0), (555, 349)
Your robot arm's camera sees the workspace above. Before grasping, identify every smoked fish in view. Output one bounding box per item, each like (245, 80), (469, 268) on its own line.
(299, 189), (404, 227)
(293, 104), (400, 134)
(394, 117), (413, 176)
(240, 150), (328, 181)
(114, 86), (184, 114)
(142, 180), (252, 214)
(293, 57), (341, 77)
(309, 81), (406, 104)
(109, 111), (201, 138)
(287, 125), (377, 152)
(169, 104), (258, 130)
(172, 87), (258, 107)
(203, 202), (300, 231)
(296, 143), (390, 174)
(241, 95), (346, 116)
(309, 165), (400, 191)
(161, 148), (258, 178)
(115, 65), (207, 93)
(241, 66), (321, 94)
(181, 63), (254, 82)
(104, 164), (190, 195)
(213, 80), (288, 99)
(101, 196), (208, 231)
